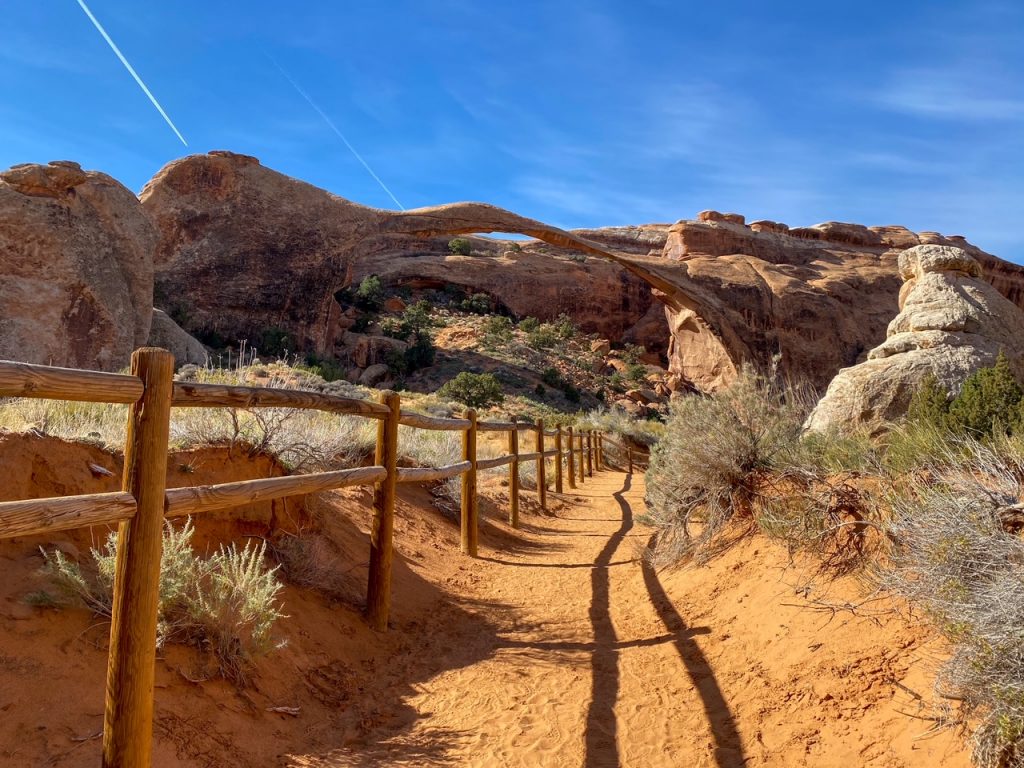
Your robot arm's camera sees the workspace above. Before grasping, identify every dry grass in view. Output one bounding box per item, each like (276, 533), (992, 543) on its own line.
(880, 448), (1024, 768)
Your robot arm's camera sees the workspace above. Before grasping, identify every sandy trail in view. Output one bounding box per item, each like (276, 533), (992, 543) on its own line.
(306, 470), (746, 768)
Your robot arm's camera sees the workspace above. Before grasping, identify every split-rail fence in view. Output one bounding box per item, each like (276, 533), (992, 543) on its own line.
(0, 347), (630, 768)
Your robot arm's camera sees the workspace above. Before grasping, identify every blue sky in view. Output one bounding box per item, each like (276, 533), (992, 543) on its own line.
(4, 1), (1024, 260)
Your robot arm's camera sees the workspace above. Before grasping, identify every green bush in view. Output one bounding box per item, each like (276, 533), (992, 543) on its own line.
(448, 238), (472, 256)
(527, 324), (559, 350)
(481, 316), (513, 348)
(300, 355), (346, 382)
(541, 367), (562, 387)
(460, 293), (492, 315)
(563, 383), (581, 403)
(622, 343), (646, 365)
(553, 313), (576, 339)
(907, 373), (951, 429)
(950, 353), (1022, 436)
(438, 372), (504, 408)
(518, 316), (540, 333)
(382, 301), (437, 376)
(354, 275), (385, 311)
(39, 519), (284, 684)
(626, 363), (648, 383)
(258, 327), (295, 357)
(907, 355), (1024, 438)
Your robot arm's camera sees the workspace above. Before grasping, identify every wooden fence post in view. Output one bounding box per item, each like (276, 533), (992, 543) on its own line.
(103, 347), (174, 768)
(461, 409), (478, 556)
(587, 431), (594, 477)
(508, 417), (520, 528)
(554, 426), (563, 493)
(627, 445), (633, 474)
(596, 432), (603, 470)
(577, 434), (585, 484)
(566, 426), (576, 490)
(366, 390), (400, 631)
(535, 418), (546, 511)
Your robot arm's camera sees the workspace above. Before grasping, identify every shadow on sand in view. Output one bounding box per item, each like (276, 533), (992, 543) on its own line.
(583, 474), (748, 768)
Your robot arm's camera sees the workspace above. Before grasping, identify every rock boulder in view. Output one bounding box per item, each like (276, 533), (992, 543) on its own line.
(0, 161), (156, 370)
(804, 245), (1024, 434)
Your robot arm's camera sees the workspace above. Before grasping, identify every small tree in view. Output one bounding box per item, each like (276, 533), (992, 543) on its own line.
(438, 372), (504, 408)
(448, 238), (472, 256)
(949, 353), (1022, 436)
(907, 373), (951, 428)
(354, 275), (385, 311)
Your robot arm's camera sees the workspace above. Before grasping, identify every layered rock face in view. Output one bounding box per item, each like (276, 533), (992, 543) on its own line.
(656, 211), (1024, 393)
(141, 152), (669, 362)
(804, 245), (1024, 434)
(0, 161), (157, 369)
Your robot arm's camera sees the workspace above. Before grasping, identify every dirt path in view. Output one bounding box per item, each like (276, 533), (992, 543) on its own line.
(302, 470), (748, 767)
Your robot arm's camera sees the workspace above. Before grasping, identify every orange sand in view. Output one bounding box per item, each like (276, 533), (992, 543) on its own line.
(0, 456), (969, 767)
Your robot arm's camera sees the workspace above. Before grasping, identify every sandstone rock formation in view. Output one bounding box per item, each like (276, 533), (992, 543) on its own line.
(7, 150), (1024, 399)
(0, 161), (156, 370)
(654, 213), (1024, 393)
(141, 151), (670, 365)
(804, 245), (1024, 434)
(147, 309), (208, 366)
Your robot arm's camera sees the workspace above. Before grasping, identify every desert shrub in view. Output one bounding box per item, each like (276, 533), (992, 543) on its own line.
(527, 323), (560, 350)
(563, 383), (581, 403)
(460, 292), (492, 315)
(907, 373), (952, 429)
(881, 452), (1024, 767)
(448, 237), (472, 256)
(380, 316), (408, 341)
(608, 372), (626, 392)
(626, 363), (648, 383)
(300, 354), (346, 382)
(583, 407), (664, 448)
(438, 372), (504, 408)
(622, 343), (646, 365)
(404, 334), (436, 372)
(644, 367), (807, 565)
(553, 313), (576, 339)
(781, 428), (879, 475)
(39, 519), (285, 684)
(949, 353), (1023, 436)
(541, 367), (562, 387)
(907, 356), (1024, 439)
(518, 316), (540, 333)
(481, 315), (514, 348)
(354, 275), (385, 311)
(258, 327), (295, 358)
(534, 383), (546, 397)
(396, 425), (500, 508)
(382, 302), (437, 374)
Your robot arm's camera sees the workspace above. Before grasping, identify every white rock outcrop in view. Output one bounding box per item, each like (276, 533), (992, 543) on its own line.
(804, 245), (1024, 434)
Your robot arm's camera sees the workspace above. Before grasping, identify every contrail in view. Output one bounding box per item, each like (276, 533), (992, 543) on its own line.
(75, 0), (187, 146)
(266, 55), (405, 210)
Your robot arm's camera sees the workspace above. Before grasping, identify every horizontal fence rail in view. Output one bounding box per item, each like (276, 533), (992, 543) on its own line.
(0, 491), (138, 538)
(0, 360), (144, 403)
(0, 350), (619, 768)
(165, 466), (388, 517)
(173, 380), (389, 417)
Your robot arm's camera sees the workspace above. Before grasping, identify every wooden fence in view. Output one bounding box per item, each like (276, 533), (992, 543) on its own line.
(0, 348), (619, 768)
